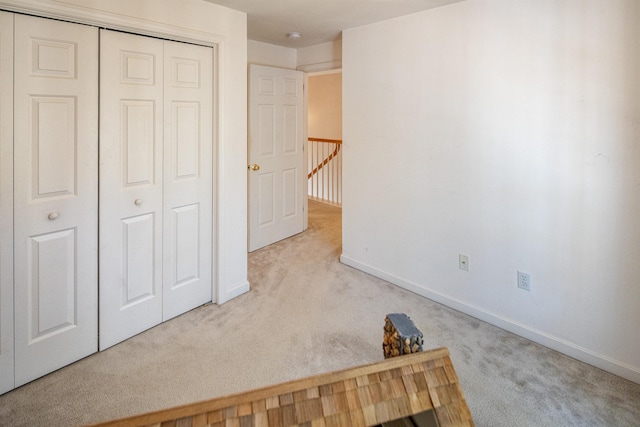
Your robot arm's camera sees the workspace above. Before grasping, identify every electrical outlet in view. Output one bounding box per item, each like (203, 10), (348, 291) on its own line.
(459, 254), (470, 272)
(517, 271), (531, 291)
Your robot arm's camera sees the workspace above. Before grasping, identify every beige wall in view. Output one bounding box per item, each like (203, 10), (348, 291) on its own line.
(308, 72), (342, 140)
(342, 0), (640, 383)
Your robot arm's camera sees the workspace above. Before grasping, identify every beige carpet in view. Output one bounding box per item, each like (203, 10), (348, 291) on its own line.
(1, 200), (639, 426)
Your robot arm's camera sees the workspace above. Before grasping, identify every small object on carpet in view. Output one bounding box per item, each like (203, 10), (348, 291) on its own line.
(383, 313), (424, 358)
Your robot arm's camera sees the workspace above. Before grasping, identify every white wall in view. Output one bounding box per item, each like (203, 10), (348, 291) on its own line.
(342, 0), (640, 383)
(248, 40), (296, 69)
(0, 0), (249, 304)
(297, 40), (342, 72)
(247, 39), (341, 72)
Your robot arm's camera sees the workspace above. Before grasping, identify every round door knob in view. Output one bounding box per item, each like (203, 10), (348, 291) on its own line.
(134, 199), (142, 206)
(249, 164), (260, 171)
(48, 212), (59, 220)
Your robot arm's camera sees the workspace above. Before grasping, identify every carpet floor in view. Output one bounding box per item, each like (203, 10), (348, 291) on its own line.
(0, 200), (639, 426)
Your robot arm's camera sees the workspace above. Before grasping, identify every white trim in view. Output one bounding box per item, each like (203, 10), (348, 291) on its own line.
(0, 9), (15, 395)
(303, 72), (309, 231)
(0, 0), (225, 46)
(340, 253), (640, 385)
(308, 68), (343, 77)
(214, 38), (227, 305)
(211, 41), (221, 304)
(218, 281), (250, 305)
(297, 60), (342, 73)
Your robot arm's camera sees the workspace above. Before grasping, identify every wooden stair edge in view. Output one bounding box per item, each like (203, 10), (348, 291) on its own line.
(86, 347), (469, 427)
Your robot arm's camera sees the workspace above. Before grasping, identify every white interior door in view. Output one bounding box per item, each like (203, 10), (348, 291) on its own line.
(13, 14), (98, 386)
(162, 40), (213, 320)
(248, 65), (305, 252)
(0, 10), (15, 394)
(99, 30), (164, 350)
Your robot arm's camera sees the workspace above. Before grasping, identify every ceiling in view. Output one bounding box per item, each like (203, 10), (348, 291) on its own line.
(202, 0), (465, 48)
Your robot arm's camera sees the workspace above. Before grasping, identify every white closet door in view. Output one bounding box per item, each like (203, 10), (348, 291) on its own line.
(99, 30), (164, 350)
(13, 14), (98, 386)
(0, 10), (14, 394)
(162, 40), (213, 320)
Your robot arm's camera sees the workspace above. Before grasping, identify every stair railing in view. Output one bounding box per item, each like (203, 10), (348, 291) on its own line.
(307, 137), (342, 206)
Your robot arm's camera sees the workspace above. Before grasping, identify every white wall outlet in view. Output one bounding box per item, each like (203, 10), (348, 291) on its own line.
(517, 271), (531, 291)
(459, 254), (470, 272)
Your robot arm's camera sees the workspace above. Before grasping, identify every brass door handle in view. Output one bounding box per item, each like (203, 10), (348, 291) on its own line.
(248, 164), (260, 171)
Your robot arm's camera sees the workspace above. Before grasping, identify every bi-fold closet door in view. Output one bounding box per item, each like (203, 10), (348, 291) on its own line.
(0, 12), (214, 393)
(0, 12), (99, 392)
(99, 30), (214, 350)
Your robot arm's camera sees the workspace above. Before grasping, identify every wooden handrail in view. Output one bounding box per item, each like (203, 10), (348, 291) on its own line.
(307, 143), (341, 179)
(307, 137), (342, 206)
(308, 137), (342, 144)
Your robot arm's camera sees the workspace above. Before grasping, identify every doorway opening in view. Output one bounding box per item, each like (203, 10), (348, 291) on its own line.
(306, 70), (342, 207)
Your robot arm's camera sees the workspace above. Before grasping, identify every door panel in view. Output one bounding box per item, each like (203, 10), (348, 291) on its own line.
(31, 97), (77, 197)
(28, 229), (77, 340)
(0, 10), (14, 394)
(249, 65), (305, 252)
(121, 213), (156, 307)
(171, 204), (200, 286)
(13, 14), (98, 386)
(101, 32), (213, 346)
(258, 173), (276, 227)
(122, 101), (158, 186)
(173, 103), (200, 177)
(258, 105), (275, 156)
(100, 30), (164, 350)
(282, 168), (299, 218)
(283, 105), (298, 153)
(162, 40), (213, 320)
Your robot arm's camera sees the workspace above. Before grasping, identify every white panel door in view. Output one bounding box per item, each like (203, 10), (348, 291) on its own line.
(13, 14), (98, 386)
(248, 65), (305, 252)
(162, 41), (213, 320)
(0, 10), (14, 394)
(100, 30), (164, 350)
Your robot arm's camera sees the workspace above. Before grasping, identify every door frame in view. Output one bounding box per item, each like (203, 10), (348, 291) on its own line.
(305, 68), (343, 209)
(303, 72), (309, 231)
(0, 10), (14, 395)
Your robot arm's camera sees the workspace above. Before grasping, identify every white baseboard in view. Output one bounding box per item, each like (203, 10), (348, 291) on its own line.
(217, 280), (250, 305)
(340, 253), (640, 385)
